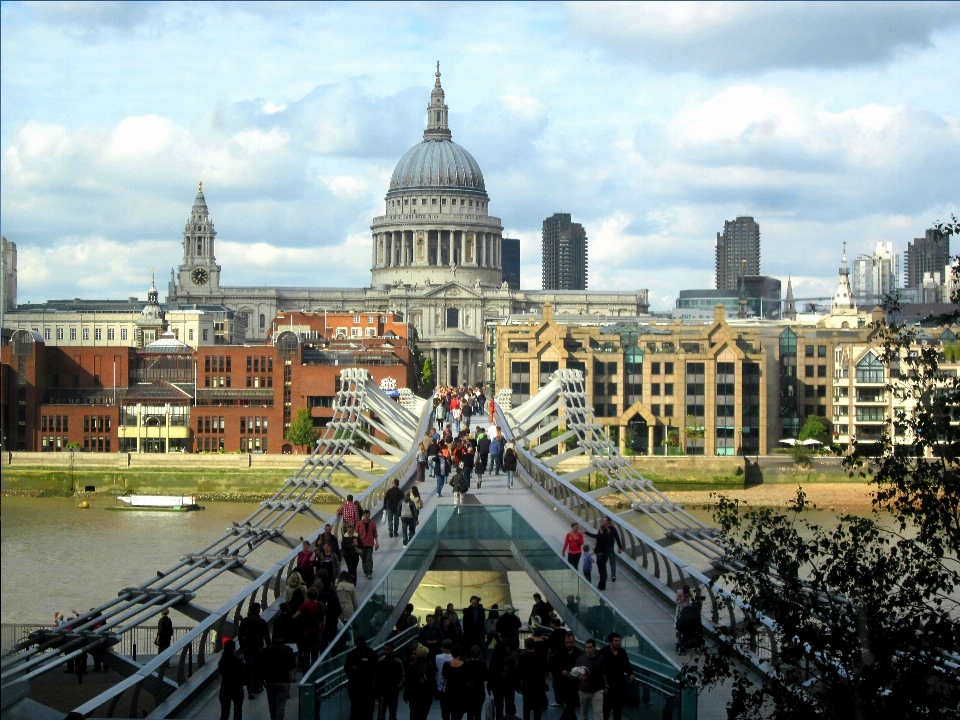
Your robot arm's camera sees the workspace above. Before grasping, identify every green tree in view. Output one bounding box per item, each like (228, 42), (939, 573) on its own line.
(285, 408), (318, 453)
(420, 357), (434, 393)
(798, 414), (830, 446)
(683, 216), (960, 719)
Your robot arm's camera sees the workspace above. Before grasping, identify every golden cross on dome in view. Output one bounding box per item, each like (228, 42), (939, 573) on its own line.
(198, 180), (203, 193)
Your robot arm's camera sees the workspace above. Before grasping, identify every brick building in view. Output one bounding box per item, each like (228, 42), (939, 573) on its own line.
(1, 312), (415, 454)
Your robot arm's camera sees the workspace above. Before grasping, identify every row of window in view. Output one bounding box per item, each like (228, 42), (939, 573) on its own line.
(390, 197), (487, 209)
(194, 415), (275, 433)
(42, 327), (129, 342)
(40, 436), (70, 449)
(334, 327), (380, 339)
(84, 415), (111, 432)
(240, 437), (268, 452)
(197, 416), (226, 433)
(40, 415), (69, 432)
(84, 436), (111, 452)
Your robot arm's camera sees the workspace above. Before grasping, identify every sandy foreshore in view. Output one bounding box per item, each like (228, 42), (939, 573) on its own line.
(598, 481), (878, 513)
(663, 482), (876, 512)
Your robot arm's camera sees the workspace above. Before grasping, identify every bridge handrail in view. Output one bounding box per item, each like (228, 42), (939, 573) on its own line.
(495, 402), (782, 674)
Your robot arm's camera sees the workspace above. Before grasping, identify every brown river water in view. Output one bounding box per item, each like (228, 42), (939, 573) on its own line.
(0, 496), (332, 625)
(0, 487), (904, 625)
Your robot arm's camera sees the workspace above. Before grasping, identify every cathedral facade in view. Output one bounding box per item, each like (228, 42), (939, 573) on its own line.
(168, 67), (649, 387)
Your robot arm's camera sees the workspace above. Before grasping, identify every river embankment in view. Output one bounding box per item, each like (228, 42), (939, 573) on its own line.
(1, 450), (862, 505)
(0, 451), (371, 501)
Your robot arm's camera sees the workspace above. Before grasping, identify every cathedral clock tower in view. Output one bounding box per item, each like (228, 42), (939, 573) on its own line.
(174, 182), (221, 296)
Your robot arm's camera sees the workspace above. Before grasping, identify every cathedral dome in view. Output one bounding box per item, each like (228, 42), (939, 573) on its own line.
(387, 63), (486, 197)
(389, 139), (486, 195)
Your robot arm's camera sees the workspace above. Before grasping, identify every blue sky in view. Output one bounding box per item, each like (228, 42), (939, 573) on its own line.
(1, 1), (958, 309)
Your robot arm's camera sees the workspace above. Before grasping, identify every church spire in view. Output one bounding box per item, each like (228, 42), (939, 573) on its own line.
(832, 242), (857, 314)
(424, 62), (452, 141)
(783, 274), (797, 320)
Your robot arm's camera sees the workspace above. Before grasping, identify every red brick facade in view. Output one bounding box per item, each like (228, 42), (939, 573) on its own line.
(1, 321), (416, 454)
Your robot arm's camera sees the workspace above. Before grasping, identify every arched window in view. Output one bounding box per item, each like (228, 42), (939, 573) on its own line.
(259, 314), (266, 329)
(436, 110), (441, 121)
(196, 238), (203, 255)
(276, 331), (299, 356)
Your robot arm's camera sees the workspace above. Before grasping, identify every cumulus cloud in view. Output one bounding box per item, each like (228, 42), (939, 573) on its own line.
(566, 1), (960, 73)
(16, 237), (178, 303)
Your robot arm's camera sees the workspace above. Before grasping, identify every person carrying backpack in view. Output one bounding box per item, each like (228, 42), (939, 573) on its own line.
(400, 489), (419, 546)
(450, 463), (467, 506)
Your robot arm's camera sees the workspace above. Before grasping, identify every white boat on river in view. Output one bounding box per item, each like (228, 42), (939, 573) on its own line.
(111, 495), (203, 512)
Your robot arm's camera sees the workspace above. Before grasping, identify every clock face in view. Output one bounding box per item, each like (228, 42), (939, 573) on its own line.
(191, 267), (209, 285)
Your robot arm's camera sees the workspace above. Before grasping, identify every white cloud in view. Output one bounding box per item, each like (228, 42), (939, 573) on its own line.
(566, 1), (960, 73)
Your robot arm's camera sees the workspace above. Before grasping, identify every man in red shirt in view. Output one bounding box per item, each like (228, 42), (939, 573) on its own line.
(356, 509), (380, 580)
(337, 494), (361, 530)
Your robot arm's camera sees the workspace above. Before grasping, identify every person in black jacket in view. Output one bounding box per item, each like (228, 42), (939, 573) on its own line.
(584, 525), (616, 590)
(517, 637), (548, 720)
(218, 639), (245, 720)
(475, 432), (490, 482)
(383, 479), (404, 539)
(237, 602), (270, 700)
(545, 618), (567, 707)
(404, 645), (436, 720)
(156, 608), (174, 669)
(465, 645), (488, 720)
(373, 641), (405, 720)
(496, 606), (522, 650)
(598, 633), (634, 720)
(488, 636), (517, 718)
(345, 636), (379, 720)
(272, 602), (297, 644)
(461, 596), (486, 654)
(550, 632), (580, 720)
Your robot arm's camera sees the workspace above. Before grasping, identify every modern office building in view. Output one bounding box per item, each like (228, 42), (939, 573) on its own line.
(852, 241), (899, 307)
(674, 276), (782, 320)
(541, 213), (588, 290)
(501, 238), (521, 290)
(905, 228), (951, 290)
(716, 216), (760, 290)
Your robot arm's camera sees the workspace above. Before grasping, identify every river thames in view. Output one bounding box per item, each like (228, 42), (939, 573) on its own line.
(0, 496), (332, 625)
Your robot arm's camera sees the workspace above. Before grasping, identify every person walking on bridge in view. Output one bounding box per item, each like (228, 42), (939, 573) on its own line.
(345, 636), (378, 720)
(356, 510), (379, 581)
(598, 633), (634, 720)
(337, 495), (361, 531)
(502, 441), (518, 489)
(562, 523), (585, 571)
(461, 596), (486, 655)
(217, 639), (245, 720)
(600, 517), (624, 583)
(260, 632), (296, 720)
(374, 641), (405, 720)
(384, 479), (403, 539)
(238, 602), (270, 700)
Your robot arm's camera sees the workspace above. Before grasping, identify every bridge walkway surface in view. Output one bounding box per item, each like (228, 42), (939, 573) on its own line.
(185, 463), (731, 719)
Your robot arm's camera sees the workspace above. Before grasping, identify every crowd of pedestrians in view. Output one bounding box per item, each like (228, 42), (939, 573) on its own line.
(340, 595), (637, 720)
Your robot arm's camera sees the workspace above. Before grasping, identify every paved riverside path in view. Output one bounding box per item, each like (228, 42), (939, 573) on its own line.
(186, 457), (731, 718)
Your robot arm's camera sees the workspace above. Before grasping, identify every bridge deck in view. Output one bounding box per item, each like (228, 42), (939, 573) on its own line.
(186, 461), (731, 719)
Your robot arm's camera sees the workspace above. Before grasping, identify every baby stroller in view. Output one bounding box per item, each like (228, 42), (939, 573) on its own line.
(675, 604), (704, 654)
